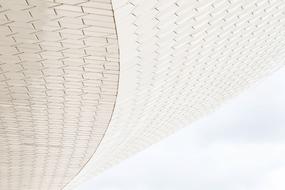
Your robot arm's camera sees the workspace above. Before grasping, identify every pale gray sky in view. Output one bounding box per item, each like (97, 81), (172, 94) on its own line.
(77, 67), (285, 190)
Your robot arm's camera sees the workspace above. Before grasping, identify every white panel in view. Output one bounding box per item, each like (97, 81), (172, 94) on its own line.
(0, 0), (119, 189)
(65, 0), (285, 189)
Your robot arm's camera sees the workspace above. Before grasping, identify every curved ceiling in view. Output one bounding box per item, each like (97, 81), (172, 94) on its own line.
(0, 0), (119, 189)
(65, 0), (285, 189)
(1, 0), (285, 190)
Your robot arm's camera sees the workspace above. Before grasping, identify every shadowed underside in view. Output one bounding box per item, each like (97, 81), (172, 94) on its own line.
(0, 0), (119, 189)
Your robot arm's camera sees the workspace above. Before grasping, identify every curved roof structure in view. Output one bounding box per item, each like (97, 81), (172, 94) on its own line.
(0, 0), (119, 189)
(1, 0), (285, 189)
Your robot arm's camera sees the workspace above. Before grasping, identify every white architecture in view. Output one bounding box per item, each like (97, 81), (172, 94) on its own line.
(1, 0), (285, 189)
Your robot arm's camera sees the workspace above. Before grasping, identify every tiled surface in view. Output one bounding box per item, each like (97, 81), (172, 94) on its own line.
(65, 0), (285, 189)
(0, 0), (119, 189)
(2, 0), (285, 189)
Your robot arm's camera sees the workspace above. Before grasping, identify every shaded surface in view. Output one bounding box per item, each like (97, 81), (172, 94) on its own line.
(0, 0), (119, 189)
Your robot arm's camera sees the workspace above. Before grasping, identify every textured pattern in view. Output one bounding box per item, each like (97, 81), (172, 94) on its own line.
(65, 0), (285, 189)
(0, 0), (119, 189)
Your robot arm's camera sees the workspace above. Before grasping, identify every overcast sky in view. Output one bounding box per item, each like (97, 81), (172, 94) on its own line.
(77, 67), (285, 190)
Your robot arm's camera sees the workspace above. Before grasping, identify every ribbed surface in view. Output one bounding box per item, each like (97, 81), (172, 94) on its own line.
(0, 0), (119, 189)
(65, 0), (285, 189)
